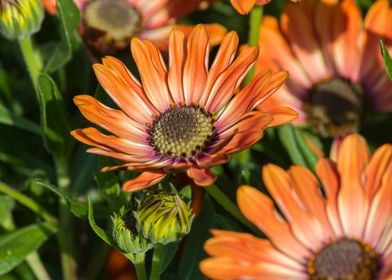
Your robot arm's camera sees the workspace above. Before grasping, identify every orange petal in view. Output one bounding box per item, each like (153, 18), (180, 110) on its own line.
(365, 0), (392, 41)
(281, 2), (329, 82)
(199, 31), (239, 106)
(182, 24), (209, 105)
(73, 95), (147, 140)
(316, 158), (343, 236)
(237, 185), (309, 261)
(262, 165), (326, 249)
(205, 45), (259, 112)
(364, 160), (392, 245)
(365, 143), (392, 199)
(167, 29), (186, 105)
(263, 106), (298, 127)
(289, 166), (335, 240)
(174, 23), (228, 47)
(131, 38), (173, 111)
(336, 134), (370, 237)
(122, 171), (167, 192)
(230, 0), (257, 15)
(187, 167), (216, 186)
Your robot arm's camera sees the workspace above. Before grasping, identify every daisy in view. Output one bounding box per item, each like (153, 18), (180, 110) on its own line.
(42, 0), (226, 54)
(256, 0), (392, 137)
(71, 25), (297, 192)
(200, 133), (392, 280)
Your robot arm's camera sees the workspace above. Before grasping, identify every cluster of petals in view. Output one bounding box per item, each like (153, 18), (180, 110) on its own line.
(256, 0), (392, 125)
(41, 0), (226, 49)
(71, 24), (297, 192)
(200, 133), (392, 279)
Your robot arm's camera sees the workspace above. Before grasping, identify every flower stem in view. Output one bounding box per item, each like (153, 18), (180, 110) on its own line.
(150, 244), (164, 280)
(0, 181), (57, 225)
(26, 252), (52, 280)
(205, 185), (260, 236)
(18, 36), (42, 90)
(129, 254), (148, 280)
(55, 159), (77, 280)
(244, 5), (264, 85)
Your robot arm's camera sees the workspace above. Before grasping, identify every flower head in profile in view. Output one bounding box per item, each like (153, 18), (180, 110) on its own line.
(257, 0), (392, 137)
(43, 0), (226, 54)
(0, 0), (43, 39)
(201, 133), (392, 279)
(230, 0), (300, 15)
(71, 25), (296, 192)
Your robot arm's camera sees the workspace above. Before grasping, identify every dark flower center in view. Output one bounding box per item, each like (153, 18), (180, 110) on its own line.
(149, 106), (215, 159)
(308, 238), (380, 280)
(303, 78), (365, 137)
(84, 0), (142, 40)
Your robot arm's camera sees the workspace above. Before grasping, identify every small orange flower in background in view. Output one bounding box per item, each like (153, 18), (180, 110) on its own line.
(200, 133), (392, 279)
(257, 0), (392, 137)
(230, 0), (300, 15)
(365, 0), (392, 41)
(71, 24), (297, 192)
(42, 0), (226, 54)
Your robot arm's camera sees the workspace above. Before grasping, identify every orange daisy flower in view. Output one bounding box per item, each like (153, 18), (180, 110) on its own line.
(257, 0), (392, 137)
(71, 25), (297, 192)
(42, 0), (226, 54)
(230, 0), (300, 15)
(200, 133), (392, 279)
(365, 0), (392, 41)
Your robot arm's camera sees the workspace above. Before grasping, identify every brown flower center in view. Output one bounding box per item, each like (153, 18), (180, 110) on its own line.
(303, 78), (365, 137)
(307, 238), (380, 280)
(84, 0), (142, 41)
(149, 106), (215, 159)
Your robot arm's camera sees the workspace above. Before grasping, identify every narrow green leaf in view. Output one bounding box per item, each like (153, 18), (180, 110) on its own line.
(381, 40), (392, 80)
(0, 103), (41, 135)
(37, 74), (72, 159)
(160, 242), (179, 274)
(0, 223), (56, 276)
(87, 197), (114, 247)
(44, 0), (80, 72)
(278, 125), (318, 171)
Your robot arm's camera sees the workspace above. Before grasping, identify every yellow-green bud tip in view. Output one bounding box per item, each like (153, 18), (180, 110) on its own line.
(135, 190), (194, 245)
(0, 0), (44, 40)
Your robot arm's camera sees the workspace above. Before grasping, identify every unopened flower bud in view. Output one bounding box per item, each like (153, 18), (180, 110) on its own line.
(111, 210), (153, 262)
(135, 188), (194, 245)
(0, 0), (43, 39)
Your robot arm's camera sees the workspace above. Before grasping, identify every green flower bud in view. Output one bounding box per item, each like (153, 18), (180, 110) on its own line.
(135, 188), (194, 245)
(111, 210), (153, 262)
(0, 0), (44, 40)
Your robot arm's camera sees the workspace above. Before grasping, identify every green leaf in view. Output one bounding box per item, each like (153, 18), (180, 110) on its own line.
(160, 241), (179, 274)
(381, 40), (392, 80)
(0, 103), (41, 135)
(278, 125), (318, 171)
(177, 196), (217, 280)
(88, 197), (114, 247)
(44, 0), (80, 72)
(0, 223), (56, 276)
(0, 196), (15, 231)
(37, 74), (72, 159)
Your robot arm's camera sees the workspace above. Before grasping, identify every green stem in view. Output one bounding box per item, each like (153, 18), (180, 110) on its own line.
(55, 159), (77, 280)
(150, 244), (164, 280)
(205, 185), (260, 236)
(26, 252), (52, 280)
(127, 253), (148, 280)
(0, 182), (57, 225)
(18, 36), (43, 90)
(244, 5), (264, 85)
